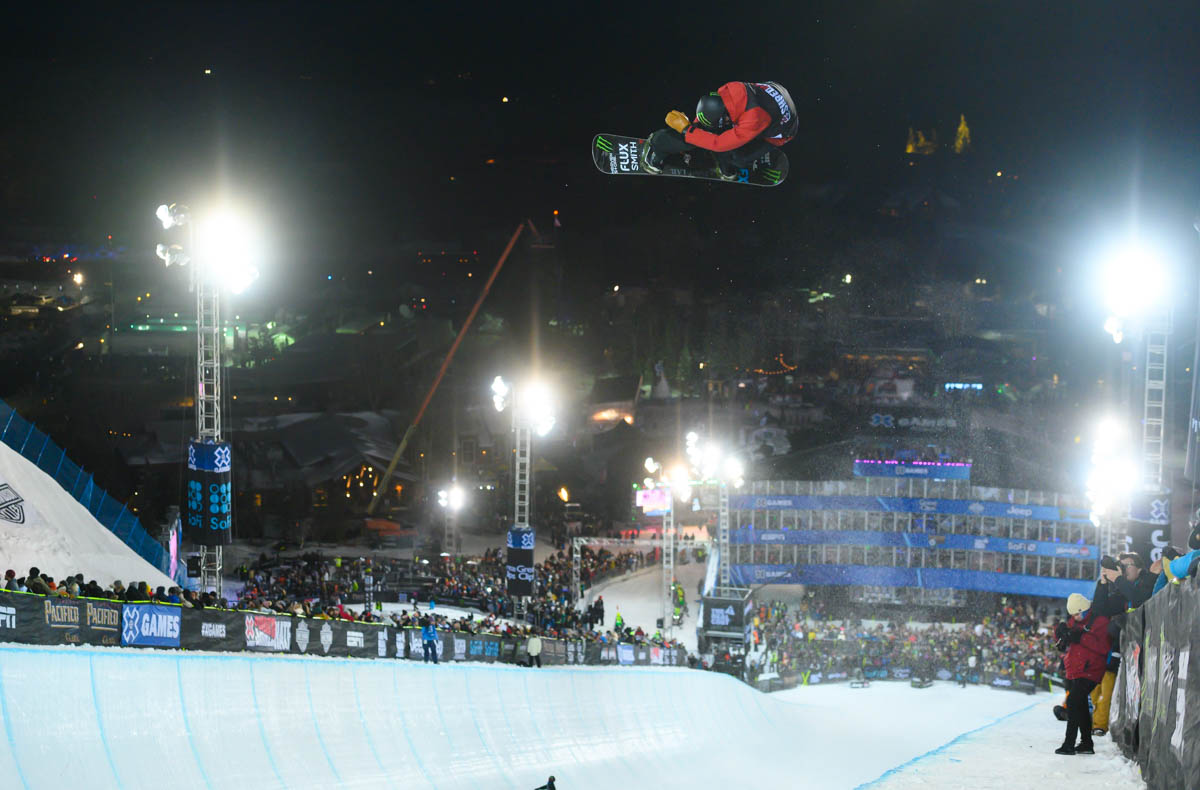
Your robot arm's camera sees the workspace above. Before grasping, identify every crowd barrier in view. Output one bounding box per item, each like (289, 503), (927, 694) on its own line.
(0, 589), (688, 668)
(1109, 579), (1200, 789)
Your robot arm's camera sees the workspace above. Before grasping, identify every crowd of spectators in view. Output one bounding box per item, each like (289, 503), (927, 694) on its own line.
(745, 595), (1061, 682)
(3, 566), (198, 605)
(229, 544), (678, 647)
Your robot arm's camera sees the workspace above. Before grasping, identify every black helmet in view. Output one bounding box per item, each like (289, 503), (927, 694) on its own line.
(695, 92), (730, 130)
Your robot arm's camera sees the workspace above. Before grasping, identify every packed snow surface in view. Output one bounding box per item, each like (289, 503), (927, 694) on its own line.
(0, 440), (173, 588)
(0, 643), (1144, 789)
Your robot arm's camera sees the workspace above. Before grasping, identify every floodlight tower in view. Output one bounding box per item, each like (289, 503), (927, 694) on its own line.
(649, 436), (744, 632)
(437, 485), (465, 553)
(1100, 241), (1171, 555)
(493, 376), (554, 616)
(156, 203), (260, 596)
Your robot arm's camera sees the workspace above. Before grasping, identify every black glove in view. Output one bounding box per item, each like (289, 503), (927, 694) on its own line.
(1067, 629), (1084, 644)
(1054, 622), (1069, 641)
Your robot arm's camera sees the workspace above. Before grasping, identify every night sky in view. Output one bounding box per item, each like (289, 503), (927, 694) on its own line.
(4, 2), (1200, 281)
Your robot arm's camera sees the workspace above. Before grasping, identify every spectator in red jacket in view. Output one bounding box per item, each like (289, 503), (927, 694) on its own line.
(1055, 593), (1110, 755)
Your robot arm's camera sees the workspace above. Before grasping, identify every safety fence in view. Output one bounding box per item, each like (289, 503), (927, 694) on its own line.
(1109, 578), (1200, 789)
(0, 399), (170, 575)
(0, 590), (689, 668)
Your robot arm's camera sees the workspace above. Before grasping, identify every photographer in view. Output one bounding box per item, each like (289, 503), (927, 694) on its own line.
(1054, 593), (1111, 755)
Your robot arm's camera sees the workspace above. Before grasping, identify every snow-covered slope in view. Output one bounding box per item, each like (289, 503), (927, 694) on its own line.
(583, 559), (706, 652)
(0, 441), (173, 588)
(0, 644), (1144, 789)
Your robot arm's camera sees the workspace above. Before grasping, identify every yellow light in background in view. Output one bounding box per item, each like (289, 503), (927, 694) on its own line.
(557, 486), (570, 503)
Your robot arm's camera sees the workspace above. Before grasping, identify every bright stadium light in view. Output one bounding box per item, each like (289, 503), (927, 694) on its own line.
(1099, 239), (1170, 343)
(521, 380), (556, 437)
(722, 456), (745, 488)
(644, 456), (660, 474)
(667, 463), (691, 502)
(437, 486), (465, 511)
(156, 202), (190, 230)
(156, 243), (190, 268)
(491, 375), (510, 412)
(1086, 416), (1137, 526)
(196, 209), (261, 294)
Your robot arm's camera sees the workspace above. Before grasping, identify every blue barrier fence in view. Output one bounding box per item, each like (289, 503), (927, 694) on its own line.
(0, 399), (170, 575)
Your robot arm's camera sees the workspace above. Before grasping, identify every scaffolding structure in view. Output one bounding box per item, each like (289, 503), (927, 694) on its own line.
(194, 250), (224, 595)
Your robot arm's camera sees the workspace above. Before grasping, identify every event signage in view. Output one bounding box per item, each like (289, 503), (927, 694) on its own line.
(1127, 490), (1171, 527)
(853, 460), (971, 480)
(244, 614), (292, 652)
(121, 603), (181, 648)
(505, 526), (536, 597)
(701, 595), (746, 635)
(728, 564), (1093, 599)
(181, 608), (242, 652)
(731, 529), (1097, 559)
(184, 439), (233, 546)
(729, 494), (1091, 523)
(0, 594), (119, 646)
(0, 590), (688, 669)
(635, 487), (671, 513)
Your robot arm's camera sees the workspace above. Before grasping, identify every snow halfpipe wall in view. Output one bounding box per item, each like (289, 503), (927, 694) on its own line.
(0, 644), (802, 789)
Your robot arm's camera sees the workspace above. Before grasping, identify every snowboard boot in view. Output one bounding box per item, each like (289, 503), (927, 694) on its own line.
(640, 140), (664, 173)
(1076, 741), (1095, 755)
(1054, 743), (1076, 756)
(1091, 727), (1107, 737)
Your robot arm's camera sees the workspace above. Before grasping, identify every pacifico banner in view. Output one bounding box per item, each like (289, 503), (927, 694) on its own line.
(0, 590), (688, 669)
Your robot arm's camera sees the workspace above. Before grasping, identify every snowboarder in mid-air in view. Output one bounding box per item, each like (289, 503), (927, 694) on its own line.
(642, 81), (798, 180)
(534, 775), (556, 790)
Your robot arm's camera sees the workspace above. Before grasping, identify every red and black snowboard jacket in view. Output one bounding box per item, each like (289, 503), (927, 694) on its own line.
(684, 81), (799, 152)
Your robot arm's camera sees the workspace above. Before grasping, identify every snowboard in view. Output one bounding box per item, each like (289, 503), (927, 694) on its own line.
(592, 133), (788, 187)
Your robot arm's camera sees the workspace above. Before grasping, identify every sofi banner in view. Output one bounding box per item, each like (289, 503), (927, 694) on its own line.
(730, 494), (1091, 523)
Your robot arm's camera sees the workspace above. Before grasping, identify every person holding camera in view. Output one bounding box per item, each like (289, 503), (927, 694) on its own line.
(1054, 593), (1111, 755)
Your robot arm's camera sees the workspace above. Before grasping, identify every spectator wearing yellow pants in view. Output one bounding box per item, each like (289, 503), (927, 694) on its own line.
(1089, 668), (1117, 732)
